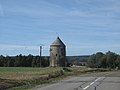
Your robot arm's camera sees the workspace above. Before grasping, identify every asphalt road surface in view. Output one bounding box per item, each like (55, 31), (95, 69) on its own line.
(33, 70), (120, 90)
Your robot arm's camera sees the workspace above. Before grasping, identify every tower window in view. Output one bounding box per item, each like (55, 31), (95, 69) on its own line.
(56, 54), (57, 56)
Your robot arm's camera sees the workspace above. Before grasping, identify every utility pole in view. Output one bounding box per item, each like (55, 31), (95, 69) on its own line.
(39, 46), (42, 67)
(94, 86), (96, 90)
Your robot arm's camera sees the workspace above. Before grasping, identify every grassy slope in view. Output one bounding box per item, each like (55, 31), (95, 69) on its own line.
(0, 67), (63, 80)
(0, 67), (106, 90)
(0, 67), (63, 90)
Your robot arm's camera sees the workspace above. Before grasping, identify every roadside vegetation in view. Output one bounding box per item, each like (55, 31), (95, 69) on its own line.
(0, 54), (49, 67)
(87, 51), (120, 69)
(0, 67), (62, 90)
(0, 67), (108, 90)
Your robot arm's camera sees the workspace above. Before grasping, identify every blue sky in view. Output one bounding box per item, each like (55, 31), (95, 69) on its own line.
(0, 0), (120, 56)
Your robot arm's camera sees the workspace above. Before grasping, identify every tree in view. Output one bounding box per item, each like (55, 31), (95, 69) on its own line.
(115, 56), (120, 69)
(41, 56), (49, 67)
(106, 51), (117, 68)
(95, 52), (104, 68)
(0, 55), (4, 66)
(87, 51), (119, 69)
(87, 54), (96, 68)
(25, 54), (33, 67)
(32, 56), (37, 67)
(100, 55), (107, 68)
(14, 54), (22, 67)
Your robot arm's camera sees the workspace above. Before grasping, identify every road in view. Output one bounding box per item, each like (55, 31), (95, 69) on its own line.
(33, 70), (120, 90)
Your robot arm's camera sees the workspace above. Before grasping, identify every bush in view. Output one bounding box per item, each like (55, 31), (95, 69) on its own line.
(63, 68), (71, 72)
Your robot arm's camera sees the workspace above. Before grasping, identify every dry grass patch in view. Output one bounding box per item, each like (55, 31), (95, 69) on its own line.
(0, 67), (62, 80)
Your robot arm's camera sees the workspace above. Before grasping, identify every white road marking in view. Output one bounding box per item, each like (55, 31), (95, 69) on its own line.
(83, 77), (101, 90)
(90, 82), (94, 85)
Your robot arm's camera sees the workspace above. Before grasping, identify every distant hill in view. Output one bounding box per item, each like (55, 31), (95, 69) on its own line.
(66, 55), (90, 66)
(67, 55), (89, 62)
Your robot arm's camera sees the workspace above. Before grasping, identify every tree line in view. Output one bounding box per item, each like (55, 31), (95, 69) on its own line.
(0, 54), (49, 67)
(87, 51), (120, 69)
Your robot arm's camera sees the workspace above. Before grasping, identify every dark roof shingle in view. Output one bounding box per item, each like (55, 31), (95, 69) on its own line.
(51, 36), (65, 46)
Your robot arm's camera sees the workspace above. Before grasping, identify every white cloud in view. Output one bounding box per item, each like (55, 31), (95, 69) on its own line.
(0, 44), (24, 50)
(0, 44), (36, 50)
(0, 44), (49, 51)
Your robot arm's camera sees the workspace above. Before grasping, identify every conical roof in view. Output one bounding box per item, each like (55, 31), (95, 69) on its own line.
(51, 36), (65, 46)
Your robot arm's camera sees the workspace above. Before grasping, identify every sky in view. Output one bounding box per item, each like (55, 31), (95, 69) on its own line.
(0, 0), (120, 56)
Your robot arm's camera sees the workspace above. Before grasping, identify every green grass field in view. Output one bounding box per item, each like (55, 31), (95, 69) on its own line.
(0, 67), (100, 90)
(0, 67), (64, 90)
(0, 67), (94, 80)
(0, 67), (63, 80)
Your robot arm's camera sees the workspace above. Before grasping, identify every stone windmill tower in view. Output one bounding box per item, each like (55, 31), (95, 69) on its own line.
(50, 36), (66, 67)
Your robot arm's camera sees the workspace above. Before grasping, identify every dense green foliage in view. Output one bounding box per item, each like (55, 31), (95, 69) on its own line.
(87, 51), (120, 69)
(0, 54), (49, 67)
